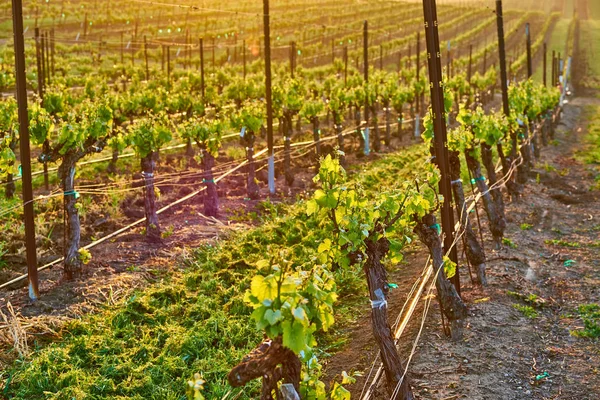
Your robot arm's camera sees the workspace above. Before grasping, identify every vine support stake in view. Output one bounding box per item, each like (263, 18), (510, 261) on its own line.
(199, 38), (205, 101)
(543, 42), (547, 86)
(263, 0), (275, 195)
(344, 45), (348, 85)
(12, 0), (39, 301)
(167, 45), (171, 89)
(551, 50), (556, 87)
(130, 34), (134, 67)
(467, 43), (473, 83)
(290, 41), (295, 78)
(496, 0), (518, 196)
(363, 20), (370, 155)
(243, 39), (246, 79)
(144, 35), (149, 81)
(526, 23), (532, 78)
(422, 0), (461, 294)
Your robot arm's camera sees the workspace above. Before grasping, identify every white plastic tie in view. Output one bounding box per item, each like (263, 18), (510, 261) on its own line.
(451, 179), (462, 185)
(370, 288), (387, 310)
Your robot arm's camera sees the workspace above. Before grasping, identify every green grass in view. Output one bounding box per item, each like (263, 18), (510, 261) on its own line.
(544, 239), (581, 247)
(2, 144), (429, 399)
(533, 18), (570, 84)
(571, 303), (600, 338)
(513, 304), (539, 319)
(502, 238), (517, 249)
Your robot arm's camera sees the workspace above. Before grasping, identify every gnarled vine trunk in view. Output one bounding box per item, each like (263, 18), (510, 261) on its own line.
(141, 152), (161, 242)
(449, 151), (487, 285)
(200, 145), (218, 217)
(465, 148), (506, 248)
(185, 137), (195, 158)
(480, 143), (506, 222)
(107, 148), (119, 174)
(59, 157), (82, 279)
(228, 337), (301, 400)
(517, 127), (532, 184)
(364, 237), (415, 400)
(496, 141), (522, 200)
(413, 213), (468, 340)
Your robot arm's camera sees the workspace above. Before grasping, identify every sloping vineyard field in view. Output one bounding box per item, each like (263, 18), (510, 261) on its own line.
(0, 0), (598, 399)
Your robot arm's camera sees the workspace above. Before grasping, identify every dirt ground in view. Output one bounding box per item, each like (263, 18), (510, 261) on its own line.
(323, 93), (600, 400)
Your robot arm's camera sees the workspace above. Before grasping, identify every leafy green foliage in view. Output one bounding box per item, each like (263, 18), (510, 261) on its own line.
(179, 117), (224, 157)
(231, 100), (265, 134)
(244, 256), (337, 355)
(307, 154), (440, 268)
(54, 100), (114, 156)
(300, 98), (324, 122)
(129, 112), (173, 158)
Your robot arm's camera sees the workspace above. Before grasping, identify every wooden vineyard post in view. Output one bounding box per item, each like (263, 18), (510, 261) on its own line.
(363, 20), (370, 155)
(415, 31), (421, 139)
(83, 12), (88, 37)
(34, 27), (44, 98)
(44, 31), (50, 84)
(199, 38), (205, 101)
(242, 39), (246, 79)
(120, 31), (124, 64)
(263, 0), (275, 195)
(331, 38), (335, 64)
(422, 0), (461, 294)
(131, 35), (134, 67)
(543, 42), (547, 86)
(50, 28), (55, 78)
(290, 41), (295, 78)
(483, 47), (487, 74)
(12, 0), (40, 300)
(144, 35), (149, 81)
(212, 37), (215, 68)
(558, 52), (561, 84)
(380, 44), (383, 70)
(36, 28), (50, 191)
(551, 50), (556, 86)
(468, 44), (473, 83)
(185, 29), (189, 69)
(496, 0), (520, 199)
(161, 45), (165, 72)
(167, 46), (171, 88)
(344, 45), (348, 85)
(526, 23), (532, 78)
(40, 32), (46, 86)
(98, 35), (102, 63)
